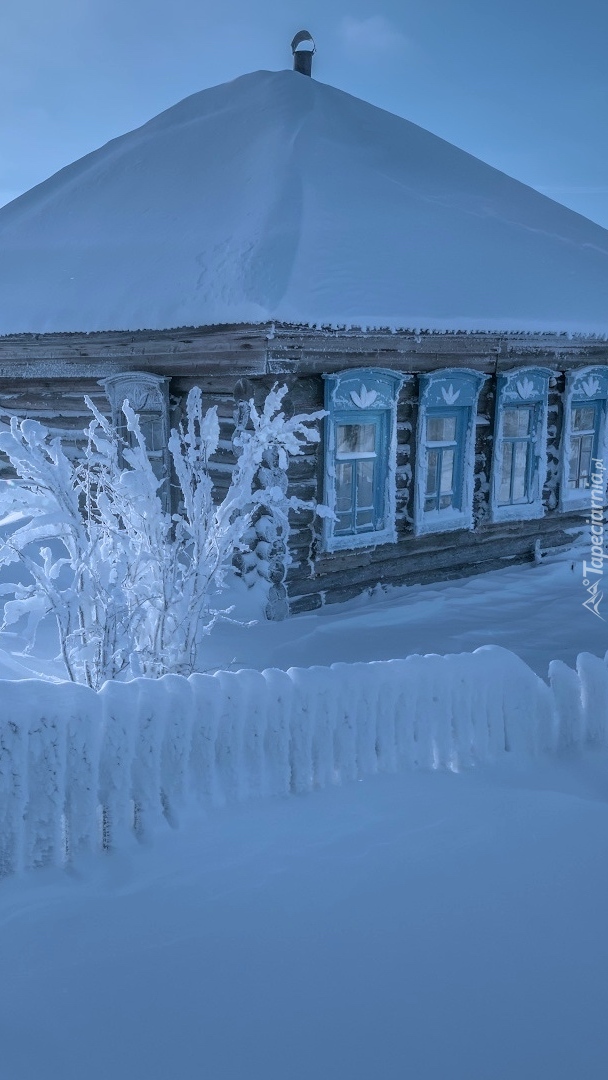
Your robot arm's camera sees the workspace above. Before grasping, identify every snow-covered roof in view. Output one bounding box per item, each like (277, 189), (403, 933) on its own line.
(2, 69), (608, 337)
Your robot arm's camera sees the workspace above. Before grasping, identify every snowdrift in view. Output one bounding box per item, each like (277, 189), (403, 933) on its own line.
(2, 69), (608, 334)
(1, 646), (606, 877)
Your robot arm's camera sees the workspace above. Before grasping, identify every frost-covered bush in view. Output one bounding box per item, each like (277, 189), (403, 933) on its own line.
(0, 386), (323, 688)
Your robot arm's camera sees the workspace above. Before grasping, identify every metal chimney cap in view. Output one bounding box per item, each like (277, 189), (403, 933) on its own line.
(291, 30), (316, 55)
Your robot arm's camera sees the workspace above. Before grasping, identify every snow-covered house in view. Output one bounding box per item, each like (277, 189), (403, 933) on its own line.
(1, 50), (607, 616)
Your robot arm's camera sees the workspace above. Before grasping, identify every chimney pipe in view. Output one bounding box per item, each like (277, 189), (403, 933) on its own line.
(291, 30), (315, 77)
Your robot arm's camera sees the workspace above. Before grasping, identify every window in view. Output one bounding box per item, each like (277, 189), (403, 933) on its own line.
(423, 411), (465, 513)
(499, 406), (536, 504)
(415, 370), (487, 535)
(334, 418), (382, 535)
(568, 402), (600, 491)
(491, 368), (551, 522)
(103, 372), (170, 503)
(323, 369), (405, 551)
(560, 367), (608, 510)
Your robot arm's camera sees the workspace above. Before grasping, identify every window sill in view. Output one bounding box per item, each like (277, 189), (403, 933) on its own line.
(559, 494), (607, 514)
(415, 510), (472, 536)
(490, 502), (545, 524)
(322, 525), (397, 553)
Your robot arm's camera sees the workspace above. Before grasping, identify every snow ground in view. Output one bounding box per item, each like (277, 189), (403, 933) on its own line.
(1, 544), (606, 1079)
(1, 752), (607, 1080)
(0, 544), (597, 681)
(203, 546), (607, 678)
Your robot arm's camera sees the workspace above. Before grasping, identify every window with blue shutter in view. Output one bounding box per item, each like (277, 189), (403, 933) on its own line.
(415, 369), (487, 535)
(491, 368), (552, 522)
(323, 370), (404, 551)
(560, 368), (608, 509)
(498, 406), (538, 504)
(333, 412), (386, 535)
(568, 402), (601, 490)
(423, 409), (467, 514)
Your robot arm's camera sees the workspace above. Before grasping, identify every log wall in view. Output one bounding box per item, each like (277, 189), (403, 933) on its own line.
(0, 323), (605, 615)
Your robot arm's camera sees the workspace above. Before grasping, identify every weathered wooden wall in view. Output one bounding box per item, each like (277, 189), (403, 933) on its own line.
(0, 322), (605, 615)
(0, 379), (112, 478)
(1, 322), (607, 378)
(280, 369), (583, 614)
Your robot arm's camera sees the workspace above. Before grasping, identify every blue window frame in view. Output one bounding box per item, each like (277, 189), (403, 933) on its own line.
(567, 400), (601, 491)
(333, 410), (387, 536)
(415, 369), (487, 535)
(423, 409), (466, 513)
(560, 367), (608, 511)
(491, 368), (552, 523)
(323, 369), (404, 552)
(497, 404), (539, 506)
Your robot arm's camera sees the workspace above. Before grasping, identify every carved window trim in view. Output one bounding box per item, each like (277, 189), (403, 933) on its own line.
(102, 371), (171, 507)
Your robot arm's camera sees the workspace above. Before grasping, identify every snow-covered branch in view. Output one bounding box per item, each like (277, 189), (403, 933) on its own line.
(0, 386), (324, 688)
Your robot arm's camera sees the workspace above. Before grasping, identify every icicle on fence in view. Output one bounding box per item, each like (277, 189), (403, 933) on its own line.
(1, 645), (607, 877)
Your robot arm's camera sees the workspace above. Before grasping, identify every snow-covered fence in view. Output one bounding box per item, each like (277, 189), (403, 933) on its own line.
(1, 646), (606, 876)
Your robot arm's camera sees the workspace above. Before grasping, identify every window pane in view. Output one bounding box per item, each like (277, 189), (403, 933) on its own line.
(356, 510), (374, 528)
(336, 463), (353, 513)
(502, 409), (518, 438)
(512, 442), (529, 501)
(569, 435), (593, 489)
(518, 408), (532, 436)
(499, 442), (513, 504)
(572, 406), (595, 433)
(503, 407), (532, 438)
(424, 496), (436, 512)
(426, 449), (439, 496)
(356, 460), (374, 509)
(567, 441), (579, 486)
(336, 424), (376, 455)
(427, 415), (456, 443)
(335, 513), (352, 534)
(439, 449), (454, 495)
(139, 415), (164, 451)
(578, 436), (593, 486)
(150, 457), (165, 484)
(439, 494), (452, 510)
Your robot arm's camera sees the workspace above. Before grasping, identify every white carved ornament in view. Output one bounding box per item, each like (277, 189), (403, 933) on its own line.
(581, 375), (601, 398)
(441, 384), (460, 405)
(350, 385), (378, 409)
(115, 381), (161, 412)
(516, 377), (535, 400)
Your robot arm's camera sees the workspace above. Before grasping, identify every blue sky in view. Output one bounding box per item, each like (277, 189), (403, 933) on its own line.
(2, 0), (608, 228)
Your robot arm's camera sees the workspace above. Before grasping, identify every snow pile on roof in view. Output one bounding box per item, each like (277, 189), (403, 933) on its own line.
(2, 69), (608, 336)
